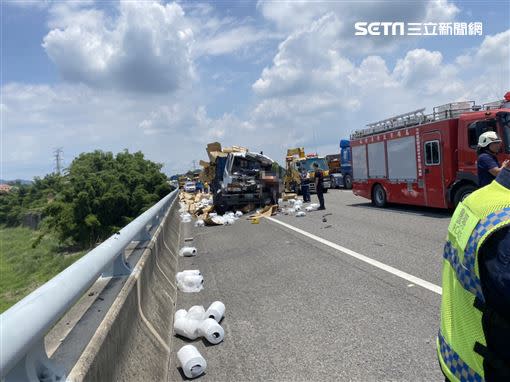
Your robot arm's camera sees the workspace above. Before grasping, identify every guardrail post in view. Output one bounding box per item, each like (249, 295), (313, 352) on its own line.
(101, 252), (131, 278)
(4, 339), (65, 382)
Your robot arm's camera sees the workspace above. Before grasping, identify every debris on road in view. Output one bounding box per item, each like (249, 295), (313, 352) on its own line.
(176, 270), (204, 293)
(295, 211), (306, 217)
(179, 246), (197, 257)
(248, 205), (278, 222)
(177, 345), (207, 379)
(206, 301), (226, 322)
(174, 305), (225, 344)
(305, 203), (320, 212)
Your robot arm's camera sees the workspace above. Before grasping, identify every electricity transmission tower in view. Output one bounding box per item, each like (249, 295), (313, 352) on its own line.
(54, 148), (63, 175)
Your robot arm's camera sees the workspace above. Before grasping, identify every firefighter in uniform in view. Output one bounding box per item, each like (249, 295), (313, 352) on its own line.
(438, 168), (510, 381)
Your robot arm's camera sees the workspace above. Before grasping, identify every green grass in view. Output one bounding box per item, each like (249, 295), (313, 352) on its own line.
(0, 226), (85, 313)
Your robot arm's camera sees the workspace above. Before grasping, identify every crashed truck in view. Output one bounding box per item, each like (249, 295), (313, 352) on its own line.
(200, 142), (282, 214)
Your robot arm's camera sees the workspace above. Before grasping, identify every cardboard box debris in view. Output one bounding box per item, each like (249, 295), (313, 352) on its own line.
(248, 205), (278, 221)
(282, 193), (297, 201)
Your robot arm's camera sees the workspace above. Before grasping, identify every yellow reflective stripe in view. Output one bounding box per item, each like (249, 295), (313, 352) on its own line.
(448, 203), (480, 252)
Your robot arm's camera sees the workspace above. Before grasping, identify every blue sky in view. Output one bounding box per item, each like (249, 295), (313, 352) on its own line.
(1, 0), (509, 179)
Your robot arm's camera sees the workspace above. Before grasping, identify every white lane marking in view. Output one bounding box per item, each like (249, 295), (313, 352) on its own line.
(267, 217), (442, 295)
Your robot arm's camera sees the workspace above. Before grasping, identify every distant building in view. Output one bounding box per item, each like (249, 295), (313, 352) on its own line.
(0, 184), (12, 193)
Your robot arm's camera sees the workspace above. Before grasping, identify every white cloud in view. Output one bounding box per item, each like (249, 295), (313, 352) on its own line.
(257, 0), (460, 55)
(247, 25), (509, 159)
(42, 1), (195, 93)
(1, 81), (265, 178)
(193, 26), (278, 56)
(425, 0), (460, 21)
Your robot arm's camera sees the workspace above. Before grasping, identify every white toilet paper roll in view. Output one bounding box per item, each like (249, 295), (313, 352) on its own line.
(205, 301), (225, 322)
(177, 274), (204, 293)
(179, 247), (197, 257)
(177, 345), (207, 379)
(174, 318), (201, 340)
(198, 318), (224, 345)
(295, 211), (306, 217)
(187, 305), (206, 320)
(174, 309), (187, 321)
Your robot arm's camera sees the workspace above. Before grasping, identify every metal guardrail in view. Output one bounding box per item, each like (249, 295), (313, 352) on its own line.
(0, 190), (178, 381)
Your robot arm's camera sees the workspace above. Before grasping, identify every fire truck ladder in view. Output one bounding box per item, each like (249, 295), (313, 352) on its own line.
(351, 108), (426, 138)
(351, 100), (480, 139)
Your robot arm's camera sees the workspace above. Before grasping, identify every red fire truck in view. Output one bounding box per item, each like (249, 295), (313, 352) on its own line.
(350, 92), (510, 209)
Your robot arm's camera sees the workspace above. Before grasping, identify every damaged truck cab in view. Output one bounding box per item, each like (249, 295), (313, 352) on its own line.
(203, 143), (281, 214)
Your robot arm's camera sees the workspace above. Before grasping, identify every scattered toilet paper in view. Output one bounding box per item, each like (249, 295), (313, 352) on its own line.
(235, 210), (243, 217)
(177, 345), (207, 379)
(206, 301), (225, 322)
(176, 271), (204, 293)
(187, 305), (207, 321)
(180, 212), (192, 223)
(175, 309), (187, 321)
(174, 316), (201, 340)
(197, 318), (224, 345)
(174, 303), (226, 344)
(295, 211), (306, 217)
(194, 219), (205, 227)
(179, 247), (197, 257)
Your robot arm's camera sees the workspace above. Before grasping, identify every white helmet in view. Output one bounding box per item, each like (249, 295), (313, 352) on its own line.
(478, 131), (501, 148)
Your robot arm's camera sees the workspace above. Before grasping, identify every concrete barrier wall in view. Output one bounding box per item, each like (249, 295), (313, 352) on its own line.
(67, 197), (181, 381)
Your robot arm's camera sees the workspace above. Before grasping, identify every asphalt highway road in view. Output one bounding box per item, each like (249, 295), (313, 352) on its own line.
(169, 190), (451, 381)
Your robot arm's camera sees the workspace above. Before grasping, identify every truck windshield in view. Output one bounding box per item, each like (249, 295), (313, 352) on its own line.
(498, 112), (510, 153)
(299, 158), (329, 172)
(232, 156), (261, 174)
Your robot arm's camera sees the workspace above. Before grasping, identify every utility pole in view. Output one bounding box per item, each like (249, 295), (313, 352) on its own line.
(54, 147), (63, 175)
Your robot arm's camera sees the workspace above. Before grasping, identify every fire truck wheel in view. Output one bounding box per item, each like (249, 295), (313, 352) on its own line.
(344, 175), (353, 189)
(453, 184), (477, 206)
(372, 184), (387, 208)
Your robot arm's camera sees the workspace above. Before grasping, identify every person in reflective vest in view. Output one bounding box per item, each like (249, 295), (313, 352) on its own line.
(438, 168), (510, 381)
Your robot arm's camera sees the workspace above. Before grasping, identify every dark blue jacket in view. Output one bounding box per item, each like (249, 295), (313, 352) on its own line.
(479, 168), (510, 380)
(478, 152), (500, 187)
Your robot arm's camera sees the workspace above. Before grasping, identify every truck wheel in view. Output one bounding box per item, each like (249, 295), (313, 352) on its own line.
(323, 188), (328, 193)
(330, 176), (336, 189)
(372, 184), (387, 208)
(344, 175), (353, 189)
(453, 184), (477, 206)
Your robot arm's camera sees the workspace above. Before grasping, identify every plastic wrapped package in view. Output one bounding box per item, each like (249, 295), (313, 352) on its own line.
(177, 345), (207, 379)
(194, 219), (205, 227)
(187, 305), (207, 320)
(176, 271), (204, 293)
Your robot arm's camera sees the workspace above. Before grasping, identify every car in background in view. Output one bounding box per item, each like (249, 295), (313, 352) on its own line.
(184, 181), (196, 193)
